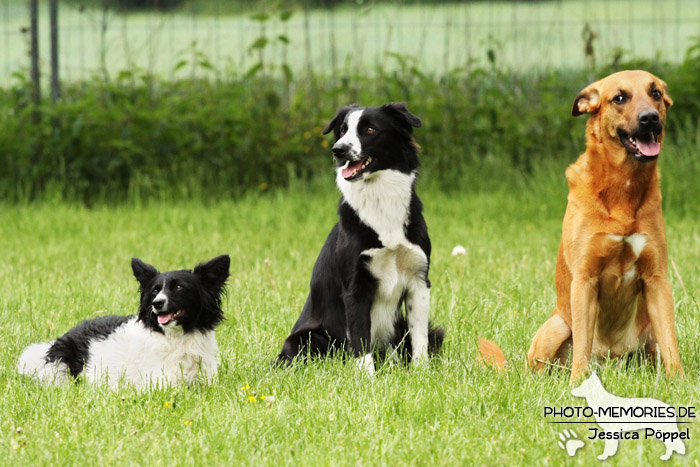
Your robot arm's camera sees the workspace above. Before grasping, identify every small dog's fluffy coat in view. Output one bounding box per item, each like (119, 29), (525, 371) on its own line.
(277, 103), (443, 373)
(17, 255), (229, 389)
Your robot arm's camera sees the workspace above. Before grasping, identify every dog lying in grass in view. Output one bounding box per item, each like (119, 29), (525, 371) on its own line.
(18, 255), (229, 389)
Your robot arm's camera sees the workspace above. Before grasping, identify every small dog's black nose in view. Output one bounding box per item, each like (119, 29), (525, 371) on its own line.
(332, 143), (348, 158)
(152, 298), (165, 310)
(638, 110), (660, 131)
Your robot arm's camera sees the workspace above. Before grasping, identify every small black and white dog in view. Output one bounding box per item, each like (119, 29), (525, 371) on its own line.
(277, 103), (443, 373)
(18, 255), (229, 389)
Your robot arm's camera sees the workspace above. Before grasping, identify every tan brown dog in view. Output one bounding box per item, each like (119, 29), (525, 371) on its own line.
(480, 70), (683, 383)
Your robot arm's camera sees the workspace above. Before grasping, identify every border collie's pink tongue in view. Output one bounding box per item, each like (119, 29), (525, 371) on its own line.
(342, 160), (364, 179)
(157, 313), (174, 325)
(637, 140), (660, 157)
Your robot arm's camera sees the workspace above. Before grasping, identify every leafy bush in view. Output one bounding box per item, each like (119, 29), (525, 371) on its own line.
(1, 43), (698, 204)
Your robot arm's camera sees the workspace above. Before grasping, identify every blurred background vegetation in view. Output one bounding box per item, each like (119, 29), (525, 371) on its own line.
(1, 0), (699, 208)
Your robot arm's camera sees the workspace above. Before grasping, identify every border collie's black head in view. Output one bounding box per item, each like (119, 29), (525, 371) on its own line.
(322, 103), (422, 182)
(131, 255), (230, 334)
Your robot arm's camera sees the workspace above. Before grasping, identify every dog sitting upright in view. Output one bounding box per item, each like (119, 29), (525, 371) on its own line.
(527, 70), (683, 382)
(18, 255), (229, 389)
(277, 103), (443, 373)
(479, 71), (683, 383)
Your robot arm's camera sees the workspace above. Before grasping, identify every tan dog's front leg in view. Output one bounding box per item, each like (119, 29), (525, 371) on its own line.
(569, 276), (599, 384)
(644, 276), (683, 376)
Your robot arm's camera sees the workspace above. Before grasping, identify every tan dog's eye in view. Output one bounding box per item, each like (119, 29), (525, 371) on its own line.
(340, 128), (347, 136)
(612, 94), (626, 104)
(366, 127), (376, 135)
(651, 89), (662, 101)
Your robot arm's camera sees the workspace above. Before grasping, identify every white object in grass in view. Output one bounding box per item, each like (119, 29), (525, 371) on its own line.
(451, 245), (467, 256)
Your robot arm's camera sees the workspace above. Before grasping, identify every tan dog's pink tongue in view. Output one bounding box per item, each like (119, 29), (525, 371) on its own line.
(158, 313), (174, 324)
(342, 160), (364, 179)
(637, 141), (660, 157)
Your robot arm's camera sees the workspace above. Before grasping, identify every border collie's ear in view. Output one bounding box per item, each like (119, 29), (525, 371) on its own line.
(382, 102), (422, 129)
(322, 105), (357, 136)
(194, 254), (230, 293)
(131, 258), (158, 288)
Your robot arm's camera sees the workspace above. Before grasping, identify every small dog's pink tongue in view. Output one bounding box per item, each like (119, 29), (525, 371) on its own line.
(342, 160), (364, 179)
(157, 313), (174, 325)
(637, 140), (660, 157)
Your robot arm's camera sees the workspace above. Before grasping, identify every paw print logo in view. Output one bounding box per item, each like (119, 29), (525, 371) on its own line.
(557, 429), (584, 457)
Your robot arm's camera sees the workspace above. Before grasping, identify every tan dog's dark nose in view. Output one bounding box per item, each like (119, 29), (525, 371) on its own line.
(638, 110), (660, 132)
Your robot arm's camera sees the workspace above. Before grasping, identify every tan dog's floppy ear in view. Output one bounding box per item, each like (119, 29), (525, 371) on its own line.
(660, 79), (673, 109)
(572, 83), (601, 117)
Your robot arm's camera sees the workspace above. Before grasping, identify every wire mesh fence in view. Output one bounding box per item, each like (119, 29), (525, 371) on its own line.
(2, 0), (700, 85)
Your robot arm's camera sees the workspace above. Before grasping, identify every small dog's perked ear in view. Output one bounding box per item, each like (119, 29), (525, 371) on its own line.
(322, 105), (358, 136)
(194, 254), (230, 292)
(660, 79), (673, 109)
(381, 102), (422, 129)
(131, 258), (159, 288)
(572, 83), (601, 116)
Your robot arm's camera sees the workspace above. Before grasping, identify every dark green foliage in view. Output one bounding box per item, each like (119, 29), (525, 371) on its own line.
(1, 44), (698, 204)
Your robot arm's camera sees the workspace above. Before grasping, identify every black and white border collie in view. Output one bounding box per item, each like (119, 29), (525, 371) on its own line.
(18, 255), (229, 389)
(277, 103), (443, 373)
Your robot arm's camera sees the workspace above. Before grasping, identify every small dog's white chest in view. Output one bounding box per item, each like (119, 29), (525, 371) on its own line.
(84, 318), (218, 388)
(363, 242), (428, 344)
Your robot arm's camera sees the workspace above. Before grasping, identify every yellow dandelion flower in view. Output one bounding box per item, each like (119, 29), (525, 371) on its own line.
(260, 395), (266, 400)
(321, 140), (329, 148)
(248, 395), (257, 403)
(241, 384), (250, 392)
(184, 421), (192, 426)
(164, 402), (171, 408)
(304, 131), (312, 139)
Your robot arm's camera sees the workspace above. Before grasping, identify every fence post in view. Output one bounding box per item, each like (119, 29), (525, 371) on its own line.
(50, 0), (60, 102)
(29, 0), (40, 106)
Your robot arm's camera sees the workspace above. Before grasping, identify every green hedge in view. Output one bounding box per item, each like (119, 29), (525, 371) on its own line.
(1, 48), (698, 203)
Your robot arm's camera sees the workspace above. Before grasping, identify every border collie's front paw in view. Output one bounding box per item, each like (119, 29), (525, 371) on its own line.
(356, 354), (375, 375)
(412, 350), (429, 368)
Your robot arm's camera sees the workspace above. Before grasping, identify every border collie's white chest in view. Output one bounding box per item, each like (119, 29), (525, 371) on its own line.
(339, 169), (429, 344)
(338, 169), (416, 248)
(364, 243), (428, 343)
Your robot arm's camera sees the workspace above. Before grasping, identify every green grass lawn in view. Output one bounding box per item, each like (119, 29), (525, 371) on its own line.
(2, 180), (699, 465)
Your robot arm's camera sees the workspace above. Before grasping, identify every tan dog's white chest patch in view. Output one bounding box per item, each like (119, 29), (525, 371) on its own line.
(606, 233), (647, 281)
(624, 233), (647, 258)
(594, 233), (649, 355)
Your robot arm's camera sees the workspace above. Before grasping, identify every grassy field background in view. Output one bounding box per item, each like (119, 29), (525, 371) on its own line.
(3, 0), (700, 82)
(2, 168), (699, 464)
